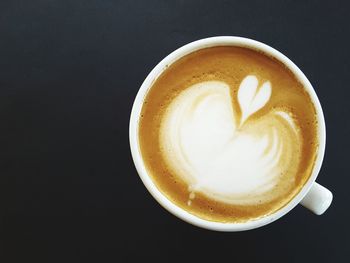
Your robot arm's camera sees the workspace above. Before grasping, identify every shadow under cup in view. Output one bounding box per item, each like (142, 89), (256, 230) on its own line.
(130, 36), (330, 231)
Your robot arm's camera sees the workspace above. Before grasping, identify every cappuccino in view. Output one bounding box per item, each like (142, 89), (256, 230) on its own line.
(138, 46), (318, 222)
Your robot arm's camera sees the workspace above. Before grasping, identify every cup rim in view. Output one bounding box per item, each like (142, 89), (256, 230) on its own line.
(129, 36), (326, 231)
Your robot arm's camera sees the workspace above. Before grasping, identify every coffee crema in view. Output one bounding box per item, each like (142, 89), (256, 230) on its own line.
(139, 46), (318, 223)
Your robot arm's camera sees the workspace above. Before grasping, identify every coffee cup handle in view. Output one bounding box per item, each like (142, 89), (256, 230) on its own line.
(299, 182), (333, 215)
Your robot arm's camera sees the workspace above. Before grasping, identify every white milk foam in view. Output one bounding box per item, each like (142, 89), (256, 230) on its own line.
(160, 75), (300, 205)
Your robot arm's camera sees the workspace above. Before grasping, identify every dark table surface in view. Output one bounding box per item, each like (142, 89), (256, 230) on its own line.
(1, 0), (349, 262)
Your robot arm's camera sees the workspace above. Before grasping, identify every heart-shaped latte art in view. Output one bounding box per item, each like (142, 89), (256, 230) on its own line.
(160, 75), (301, 205)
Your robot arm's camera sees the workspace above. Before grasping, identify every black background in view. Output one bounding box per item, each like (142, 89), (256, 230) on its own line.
(1, 0), (349, 262)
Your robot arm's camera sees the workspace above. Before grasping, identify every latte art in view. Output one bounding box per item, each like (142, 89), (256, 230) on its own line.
(139, 46), (318, 222)
(160, 76), (301, 205)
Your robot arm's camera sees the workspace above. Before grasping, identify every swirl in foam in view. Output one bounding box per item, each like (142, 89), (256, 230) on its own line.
(160, 75), (301, 205)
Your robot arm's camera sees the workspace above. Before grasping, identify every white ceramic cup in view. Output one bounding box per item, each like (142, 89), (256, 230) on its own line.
(129, 36), (333, 231)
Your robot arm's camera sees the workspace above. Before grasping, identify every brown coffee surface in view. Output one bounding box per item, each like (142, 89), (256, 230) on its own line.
(138, 46), (318, 223)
